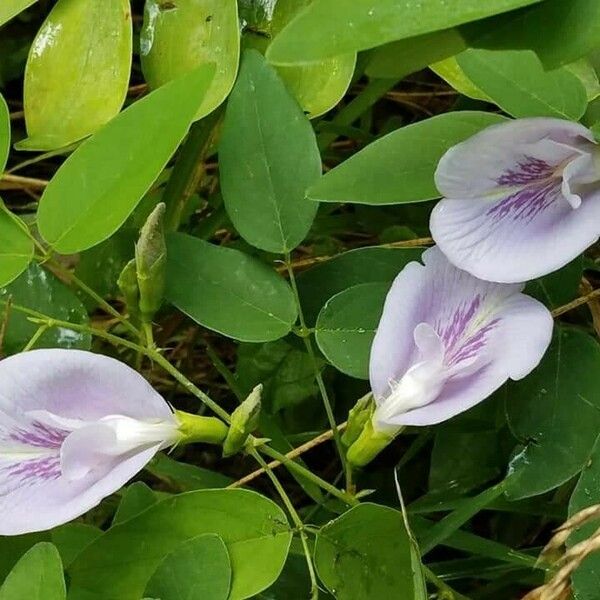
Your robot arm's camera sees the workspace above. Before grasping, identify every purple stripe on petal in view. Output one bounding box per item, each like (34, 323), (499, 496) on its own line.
(9, 421), (69, 449)
(486, 180), (562, 223)
(6, 456), (61, 483)
(496, 156), (555, 186)
(449, 319), (500, 366)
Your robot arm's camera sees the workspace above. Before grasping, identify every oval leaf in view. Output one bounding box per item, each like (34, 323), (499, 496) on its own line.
(0, 543), (65, 600)
(269, 0), (355, 118)
(297, 245), (424, 325)
(315, 282), (389, 379)
(0, 263), (91, 354)
(456, 48), (588, 119)
(220, 50), (321, 253)
(308, 111), (506, 205)
(166, 233), (297, 342)
(37, 65), (215, 254)
(0, 0), (37, 28)
(315, 503), (414, 599)
(506, 327), (600, 500)
(145, 534), (231, 600)
(0, 202), (34, 287)
(19, 0), (132, 151)
(266, 0), (542, 64)
(68, 489), (292, 600)
(141, 0), (240, 120)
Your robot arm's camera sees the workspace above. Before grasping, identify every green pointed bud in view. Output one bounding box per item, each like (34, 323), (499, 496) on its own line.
(223, 384), (262, 457)
(346, 418), (399, 468)
(117, 258), (140, 322)
(135, 202), (167, 322)
(342, 392), (374, 448)
(175, 411), (229, 446)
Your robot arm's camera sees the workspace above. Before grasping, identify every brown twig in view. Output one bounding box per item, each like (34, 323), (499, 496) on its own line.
(228, 422), (347, 489)
(0, 173), (49, 190)
(551, 288), (600, 318)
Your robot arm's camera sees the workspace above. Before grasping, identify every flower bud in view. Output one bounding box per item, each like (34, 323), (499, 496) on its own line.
(223, 384), (262, 457)
(135, 203), (167, 323)
(341, 392), (373, 448)
(117, 258), (140, 323)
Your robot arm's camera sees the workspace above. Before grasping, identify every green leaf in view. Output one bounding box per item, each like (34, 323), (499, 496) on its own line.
(147, 453), (233, 491)
(0, 1), (37, 29)
(50, 524), (102, 570)
(37, 65), (215, 254)
(145, 534), (231, 600)
(308, 111), (506, 205)
(0, 94), (10, 171)
(506, 327), (600, 500)
(315, 282), (389, 379)
(18, 0), (132, 151)
(456, 49), (588, 119)
(0, 543), (65, 600)
(430, 57), (492, 102)
(526, 257), (583, 310)
(569, 435), (600, 600)
(237, 339), (319, 413)
(68, 489), (292, 600)
(297, 246), (423, 324)
(0, 263), (91, 355)
(366, 28), (466, 79)
(220, 50), (321, 253)
(0, 202), (34, 288)
(0, 534), (50, 584)
(166, 233), (297, 342)
(112, 482), (157, 525)
(266, 0), (542, 64)
(462, 0), (600, 70)
(141, 0), (240, 120)
(315, 503), (414, 599)
(269, 0), (355, 118)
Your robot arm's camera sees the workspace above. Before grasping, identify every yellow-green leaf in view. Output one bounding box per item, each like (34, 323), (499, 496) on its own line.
(141, 0), (239, 120)
(269, 0), (355, 118)
(18, 0), (132, 151)
(37, 66), (215, 254)
(0, 201), (34, 288)
(0, 0), (37, 28)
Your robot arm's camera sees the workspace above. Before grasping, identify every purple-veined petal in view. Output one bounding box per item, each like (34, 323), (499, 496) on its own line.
(0, 349), (177, 535)
(370, 247), (552, 428)
(435, 117), (594, 199)
(431, 117), (600, 282)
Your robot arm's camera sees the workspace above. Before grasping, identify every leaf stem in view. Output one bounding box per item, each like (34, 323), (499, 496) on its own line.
(283, 254), (348, 483)
(46, 258), (142, 338)
(249, 448), (320, 600)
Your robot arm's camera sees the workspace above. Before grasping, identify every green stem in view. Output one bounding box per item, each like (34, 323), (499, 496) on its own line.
(422, 565), (471, 600)
(163, 109), (222, 232)
(317, 78), (401, 150)
(143, 321), (154, 349)
(259, 444), (357, 507)
(47, 258), (141, 338)
(21, 324), (49, 352)
(284, 254), (347, 480)
(249, 448), (319, 600)
(203, 337), (244, 401)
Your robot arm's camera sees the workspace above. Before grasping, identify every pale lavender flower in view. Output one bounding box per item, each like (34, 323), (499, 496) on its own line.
(0, 349), (180, 535)
(430, 118), (600, 283)
(370, 247), (552, 428)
